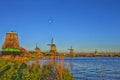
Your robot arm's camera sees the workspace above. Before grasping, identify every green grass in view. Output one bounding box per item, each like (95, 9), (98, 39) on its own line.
(2, 48), (20, 52)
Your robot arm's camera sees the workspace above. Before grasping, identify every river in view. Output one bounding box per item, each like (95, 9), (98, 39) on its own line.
(64, 57), (120, 80)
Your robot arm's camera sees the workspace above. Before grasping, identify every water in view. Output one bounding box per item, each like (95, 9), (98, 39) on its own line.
(29, 57), (120, 80)
(64, 57), (120, 80)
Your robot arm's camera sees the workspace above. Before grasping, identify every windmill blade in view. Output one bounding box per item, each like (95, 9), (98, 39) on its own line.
(68, 48), (72, 50)
(51, 38), (54, 44)
(36, 43), (38, 48)
(68, 49), (70, 50)
(47, 44), (51, 46)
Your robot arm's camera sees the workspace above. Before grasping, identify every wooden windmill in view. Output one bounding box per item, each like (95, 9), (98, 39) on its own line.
(2, 31), (20, 52)
(94, 49), (99, 56)
(47, 38), (57, 54)
(35, 43), (42, 56)
(68, 46), (74, 57)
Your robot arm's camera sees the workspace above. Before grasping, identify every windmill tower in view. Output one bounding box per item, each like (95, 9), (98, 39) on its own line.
(68, 46), (74, 57)
(94, 49), (99, 56)
(35, 43), (42, 56)
(2, 31), (20, 53)
(48, 38), (57, 54)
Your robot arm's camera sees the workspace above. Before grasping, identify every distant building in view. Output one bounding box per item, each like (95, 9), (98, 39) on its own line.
(94, 49), (99, 56)
(48, 38), (57, 54)
(35, 43), (42, 56)
(68, 46), (74, 57)
(2, 31), (21, 52)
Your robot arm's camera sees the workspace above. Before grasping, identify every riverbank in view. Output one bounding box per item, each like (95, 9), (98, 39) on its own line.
(0, 57), (74, 80)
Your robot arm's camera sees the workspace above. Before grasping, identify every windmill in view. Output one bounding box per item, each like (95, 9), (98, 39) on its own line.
(94, 49), (99, 56)
(2, 31), (20, 53)
(68, 46), (74, 57)
(35, 43), (42, 56)
(47, 38), (57, 54)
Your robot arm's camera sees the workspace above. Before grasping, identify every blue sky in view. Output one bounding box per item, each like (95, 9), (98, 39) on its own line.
(0, 0), (120, 52)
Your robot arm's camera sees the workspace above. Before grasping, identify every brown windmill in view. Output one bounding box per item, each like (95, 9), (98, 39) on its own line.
(2, 31), (21, 53)
(35, 43), (42, 56)
(68, 46), (74, 57)
(47, 38), (57, 55)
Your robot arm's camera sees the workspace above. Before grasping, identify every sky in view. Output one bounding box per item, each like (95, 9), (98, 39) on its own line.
(0, 0), (120, 52)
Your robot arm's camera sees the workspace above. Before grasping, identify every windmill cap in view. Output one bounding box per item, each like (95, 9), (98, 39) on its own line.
(6, 31), (17, 34)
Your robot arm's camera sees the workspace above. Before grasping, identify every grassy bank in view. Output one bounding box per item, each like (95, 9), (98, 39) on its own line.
(0, 58), (74, 80)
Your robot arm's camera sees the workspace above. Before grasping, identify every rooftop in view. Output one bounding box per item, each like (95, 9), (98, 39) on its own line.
(6, 31), (17, 34)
